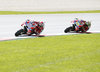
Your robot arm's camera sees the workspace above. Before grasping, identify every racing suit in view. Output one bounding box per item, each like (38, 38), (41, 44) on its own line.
(71, 19), (89, 32)
(21, 20), (44, 35)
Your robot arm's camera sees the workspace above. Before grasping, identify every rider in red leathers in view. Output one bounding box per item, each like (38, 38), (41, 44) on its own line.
(64, 18), (91, 33)
(21, 19), (44, 36)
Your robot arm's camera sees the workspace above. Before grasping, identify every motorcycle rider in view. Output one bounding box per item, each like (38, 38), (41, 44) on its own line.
(21, 19), (44, 35)
(64, 18), (91, 33)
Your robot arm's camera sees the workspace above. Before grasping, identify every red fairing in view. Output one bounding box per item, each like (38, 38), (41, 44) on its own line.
(27, 29), (31, 33)
(30, 27), (35, 29)
(78, 25), (83, 27)
(35, 26), (44, 34)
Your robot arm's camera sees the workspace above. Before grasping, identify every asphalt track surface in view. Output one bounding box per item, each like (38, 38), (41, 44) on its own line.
(0, 13), (100, 41)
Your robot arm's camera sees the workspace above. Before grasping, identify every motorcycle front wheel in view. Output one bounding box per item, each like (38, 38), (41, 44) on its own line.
(15, 29), (26, 36)
(64, 27), (73, 33)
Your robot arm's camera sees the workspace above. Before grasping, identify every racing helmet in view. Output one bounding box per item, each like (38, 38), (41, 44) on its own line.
(75, 18), (78, 20)
(26, 19), (30, 23)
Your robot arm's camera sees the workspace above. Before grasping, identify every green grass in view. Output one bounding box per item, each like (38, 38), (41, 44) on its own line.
(0, 33), (100, 72)
(0, 10), (100, 15)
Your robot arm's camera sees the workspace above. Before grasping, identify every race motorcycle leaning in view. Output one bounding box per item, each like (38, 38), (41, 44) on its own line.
(64, 21), (91, 33)
(15, 20), (44, 37)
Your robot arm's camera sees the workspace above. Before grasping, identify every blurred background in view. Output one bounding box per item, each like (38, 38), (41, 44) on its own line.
(0, 0), (100, 11)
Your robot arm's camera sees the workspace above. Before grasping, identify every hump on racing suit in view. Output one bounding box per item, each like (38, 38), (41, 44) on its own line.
(71, 18), (91, 32)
